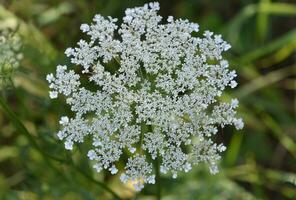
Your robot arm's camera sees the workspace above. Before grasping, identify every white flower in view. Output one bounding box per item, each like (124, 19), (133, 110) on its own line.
(233, 118), (244, 130)
(49, 91), (58, 99)
(65, 140), (74, 150)
(47, 2), (243, 191)
(87, 150), (97, 160)
(120, 155), (155, 191)
(109, 165), (118, 174)
(230, 80), (238, 88)
(192, 139), (226, 174)
(46, 73), (54, 82)
(59, 116), (69, 125)
(80, 24), (90, 32)
(231, 98), (239, 108)
(129, 147), (137, 154)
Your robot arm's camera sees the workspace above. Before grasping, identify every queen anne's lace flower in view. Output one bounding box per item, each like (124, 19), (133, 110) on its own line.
(47, 2), (243, 191)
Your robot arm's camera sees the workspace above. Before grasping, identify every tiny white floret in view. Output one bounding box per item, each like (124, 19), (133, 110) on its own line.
(59, 116), (69, 125)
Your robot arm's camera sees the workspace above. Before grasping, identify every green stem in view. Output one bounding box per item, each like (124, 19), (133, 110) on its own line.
(146, 125), (161, 199)
(155, 154), (161, 200)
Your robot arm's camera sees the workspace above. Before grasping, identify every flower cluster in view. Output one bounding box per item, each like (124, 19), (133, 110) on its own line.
(0, 29), (22, 87)
(47, 2), (243, 190)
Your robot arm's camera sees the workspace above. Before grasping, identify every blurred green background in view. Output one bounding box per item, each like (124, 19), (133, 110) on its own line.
(0, 0), (295, 199)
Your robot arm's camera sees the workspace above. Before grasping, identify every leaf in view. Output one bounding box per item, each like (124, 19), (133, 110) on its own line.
(236, 29), (296, 65)
(256, 0), (270, 42)
(37, 2), (74, 26)
(235, 65), (294, 98)
(225, 3), (296, 51)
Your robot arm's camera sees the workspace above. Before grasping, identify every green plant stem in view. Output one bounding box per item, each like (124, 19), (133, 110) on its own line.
(146, 125), (161, 200)
(155, 154), (161, 200)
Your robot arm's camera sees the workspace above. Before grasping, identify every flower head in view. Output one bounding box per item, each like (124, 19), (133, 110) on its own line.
(47, 2), (243, 190)
(0, 28), (22, 87)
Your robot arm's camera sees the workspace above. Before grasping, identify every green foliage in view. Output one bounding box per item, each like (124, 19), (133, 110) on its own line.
(0, 0), (295, 199)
